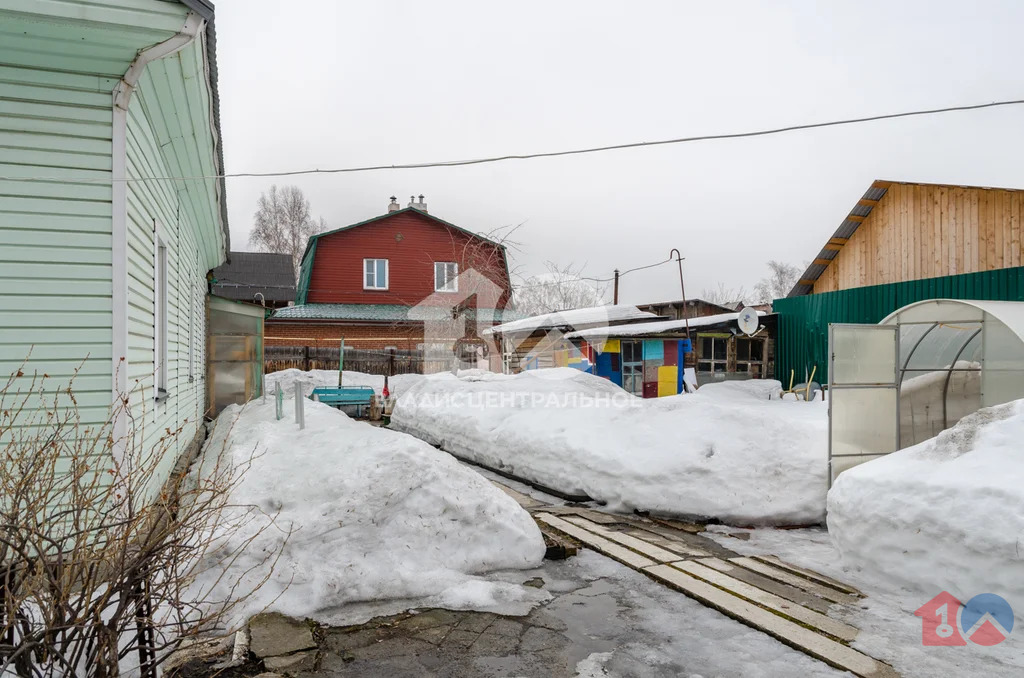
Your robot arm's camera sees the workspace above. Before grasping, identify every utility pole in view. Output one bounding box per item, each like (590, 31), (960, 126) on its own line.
(669, 249), (689, 336)
(613, 269), (620, 304)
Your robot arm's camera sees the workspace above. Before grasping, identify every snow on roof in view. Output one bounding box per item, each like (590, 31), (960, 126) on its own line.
(485, 305), (660, 335)
(564, 311), (766, 340)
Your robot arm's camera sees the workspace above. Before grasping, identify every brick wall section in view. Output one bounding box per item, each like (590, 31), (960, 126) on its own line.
(265, 321), (424, 349)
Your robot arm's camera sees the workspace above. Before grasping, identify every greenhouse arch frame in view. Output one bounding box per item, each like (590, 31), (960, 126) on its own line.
(828, 299), (1024, 483)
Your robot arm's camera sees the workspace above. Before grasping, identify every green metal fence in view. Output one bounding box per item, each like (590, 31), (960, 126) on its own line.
(774, 266), (1024, 385)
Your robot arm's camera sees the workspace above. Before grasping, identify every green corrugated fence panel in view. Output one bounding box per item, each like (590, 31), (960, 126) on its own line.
(774, 267), (1024, 384)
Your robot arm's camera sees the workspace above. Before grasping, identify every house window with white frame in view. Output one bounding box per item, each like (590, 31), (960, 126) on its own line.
(434, 262), (458, 292)
(154, 236), (169, 401)
(364, 258), (388, 290)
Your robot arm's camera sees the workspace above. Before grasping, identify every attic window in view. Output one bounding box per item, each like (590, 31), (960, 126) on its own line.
(435, 262), (458, 292)
(364, 258), (389, 290)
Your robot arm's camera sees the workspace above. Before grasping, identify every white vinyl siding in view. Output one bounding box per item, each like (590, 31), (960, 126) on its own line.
(364, 258), (389, 290)
(154, 232), (168, 399)
(434, 262), (458, 292)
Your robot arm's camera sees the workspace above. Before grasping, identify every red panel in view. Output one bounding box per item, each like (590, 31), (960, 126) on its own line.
(663, 340), (678, 366)
(642, 382), (659, 399)
(307, 211), (511, 307)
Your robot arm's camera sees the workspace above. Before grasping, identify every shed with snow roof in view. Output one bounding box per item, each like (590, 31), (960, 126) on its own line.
(485, 305), (663, 373)
(564, 311), (774, 395)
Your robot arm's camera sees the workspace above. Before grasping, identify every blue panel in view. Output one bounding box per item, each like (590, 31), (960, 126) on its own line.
(643, 339), (664, 361)
(677, 341), (685, 393)
(595, 351), (621, 385)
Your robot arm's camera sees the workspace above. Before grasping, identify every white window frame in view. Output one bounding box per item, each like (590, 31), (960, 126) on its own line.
(434, 261), (458, 292)
(154, 226), (169, 402)
(363, 258), (389, 290)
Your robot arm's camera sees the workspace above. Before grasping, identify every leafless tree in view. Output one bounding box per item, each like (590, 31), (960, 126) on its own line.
(0, 365), (285, 677)
(753, 260), (802, 304)
(700, 282), (748, 308)
(512, 262), (608, 317)
(249, 185), (327, 276)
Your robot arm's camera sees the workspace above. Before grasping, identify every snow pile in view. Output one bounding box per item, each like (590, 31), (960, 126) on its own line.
(392, 370), (828, 525)
(195, 395), (546, 627)
(696, 378), (783, 401)
(828, 399), (1024, 602)
(264, 368), (425, 398)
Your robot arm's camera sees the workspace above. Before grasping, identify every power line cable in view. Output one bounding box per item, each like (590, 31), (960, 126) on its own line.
(3, 98), (1022, 184)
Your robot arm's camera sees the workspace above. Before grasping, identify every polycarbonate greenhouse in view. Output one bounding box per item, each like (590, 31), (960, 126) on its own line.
(828, 299), (1024, 483)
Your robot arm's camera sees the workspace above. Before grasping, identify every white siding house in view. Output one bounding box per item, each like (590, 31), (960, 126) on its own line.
(0, 0), (229, 486)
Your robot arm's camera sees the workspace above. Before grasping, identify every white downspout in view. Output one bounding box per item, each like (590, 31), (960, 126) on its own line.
(111, 12), (204, 456)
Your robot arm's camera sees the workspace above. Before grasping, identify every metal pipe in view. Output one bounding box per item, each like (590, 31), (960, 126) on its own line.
(941, 327), (982, 429)
(669, 248), (690, 339)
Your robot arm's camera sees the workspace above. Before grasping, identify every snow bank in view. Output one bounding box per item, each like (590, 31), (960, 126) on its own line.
(828, 399), (1024, 603)
(195, 395), (546, 627)
(264, 368), (425, 398)
(392, 370), (828, 525)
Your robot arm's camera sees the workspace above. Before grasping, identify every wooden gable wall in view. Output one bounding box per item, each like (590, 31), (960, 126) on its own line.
(813, 184), (1024, 294)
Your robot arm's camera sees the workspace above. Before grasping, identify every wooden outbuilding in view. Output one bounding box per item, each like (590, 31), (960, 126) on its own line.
(776, 180), (1024, 383)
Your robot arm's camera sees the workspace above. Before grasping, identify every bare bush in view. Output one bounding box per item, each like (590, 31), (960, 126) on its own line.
(513, 262), (608, 317)
(0, 364), (285, 677)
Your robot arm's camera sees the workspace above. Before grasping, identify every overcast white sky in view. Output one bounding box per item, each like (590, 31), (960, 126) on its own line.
(213, 0), (1024, 304)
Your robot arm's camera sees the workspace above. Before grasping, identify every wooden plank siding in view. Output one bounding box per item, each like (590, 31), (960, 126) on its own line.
(812, 184), (1024, 294)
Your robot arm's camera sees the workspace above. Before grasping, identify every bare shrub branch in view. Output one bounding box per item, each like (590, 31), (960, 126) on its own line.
(0, 364), (287, 677)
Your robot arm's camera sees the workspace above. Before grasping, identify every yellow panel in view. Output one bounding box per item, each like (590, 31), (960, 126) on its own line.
(658, 365), (678, 383)
(604, 339), (620, 353)
(658, 380), (676, 397)
(554, 350), (568, 367)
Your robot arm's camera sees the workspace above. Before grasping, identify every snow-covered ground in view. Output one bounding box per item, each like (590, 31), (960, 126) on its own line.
(391, 368), (829, 525)
(705, 523), (1024, 677)
(193, 394), (546, 629)
(702, 398), (1024, 677)
(264, 368), (426, 398)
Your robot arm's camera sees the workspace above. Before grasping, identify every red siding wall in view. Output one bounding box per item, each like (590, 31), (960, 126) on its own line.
(306, 211), (511, 307)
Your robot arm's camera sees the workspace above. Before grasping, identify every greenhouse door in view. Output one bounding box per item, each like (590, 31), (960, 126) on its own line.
(828, 324), (899, 486)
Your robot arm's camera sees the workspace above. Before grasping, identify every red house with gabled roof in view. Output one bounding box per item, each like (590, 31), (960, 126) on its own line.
(266, 197), (515, 366)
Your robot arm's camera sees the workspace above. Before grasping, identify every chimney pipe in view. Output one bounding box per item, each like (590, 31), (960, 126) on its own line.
(408, 194), (428, 212)
(387, 196), (399, 213)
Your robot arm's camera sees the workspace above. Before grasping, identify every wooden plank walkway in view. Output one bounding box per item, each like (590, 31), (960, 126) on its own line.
(505, 488), (900, 678)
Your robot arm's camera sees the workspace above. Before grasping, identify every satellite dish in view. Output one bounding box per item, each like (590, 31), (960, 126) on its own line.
(737, 307), (759, 335)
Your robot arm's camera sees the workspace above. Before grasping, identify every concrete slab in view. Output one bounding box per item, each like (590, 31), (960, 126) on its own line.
(534, 513), (656, 570)
(753, 555), (862, 596)
(729, 558), (859, 606)
(248, 612), (317, 659)
(642, 565), (897, 678)
(670, 560), (859, 642)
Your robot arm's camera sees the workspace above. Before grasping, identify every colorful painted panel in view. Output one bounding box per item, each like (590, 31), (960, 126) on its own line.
(643, 362), (664, 382)
(604, 339), (621, 353)
(642, 382), (659, 398)
(643, 339), (664, 361)
(658, 380), (677, 397)
(663, 340), (679, 366)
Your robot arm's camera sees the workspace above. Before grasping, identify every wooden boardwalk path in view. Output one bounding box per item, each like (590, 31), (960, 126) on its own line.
(494, 480), (898, 678)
